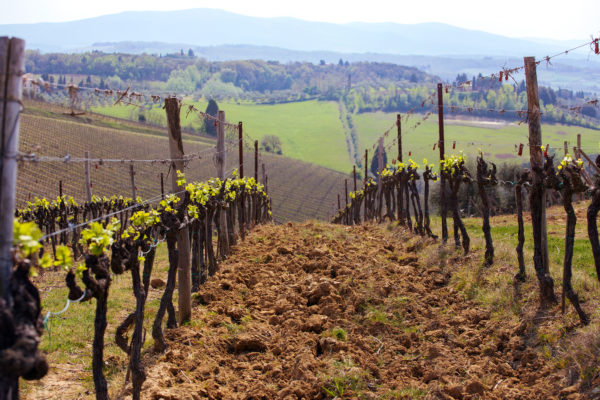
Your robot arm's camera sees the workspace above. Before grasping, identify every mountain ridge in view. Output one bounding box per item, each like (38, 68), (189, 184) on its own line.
(1, 8), (590, 57)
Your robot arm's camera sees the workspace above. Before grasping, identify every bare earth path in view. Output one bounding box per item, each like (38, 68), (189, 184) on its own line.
(132, 221), (575, 400)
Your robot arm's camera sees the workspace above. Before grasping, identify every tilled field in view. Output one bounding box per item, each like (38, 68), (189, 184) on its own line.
(132, 221), (577, 400)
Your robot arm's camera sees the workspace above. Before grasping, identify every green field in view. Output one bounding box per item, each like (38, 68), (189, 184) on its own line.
(20, 100), (348, 223)
(93, 99), (600, 174)
(354, 111), (600, 168)
(94, 99), (353, 173)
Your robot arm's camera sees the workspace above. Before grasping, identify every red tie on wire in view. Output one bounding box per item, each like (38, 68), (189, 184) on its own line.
(499, 71), (503, 82)
(408, 151), (412, 156)
(432, 143), (436, 151)
(595, 39), (599, 55)
(453, 141), (456, 149)
(518, 143), (523, 156)
(544, 144), (549, 157)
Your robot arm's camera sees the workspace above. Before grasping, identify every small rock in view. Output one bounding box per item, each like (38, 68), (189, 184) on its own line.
(317, 337), (345, 354)
(308, 248), (327, 258)
(306, 282), (332, 305)
(423, 371), (439, 383)
(150, 278), (166, 289)
(225, 307), (245, 322)
(444, 385), (463, 399)
(559, 385), (579, 397)
(302, 314), (328, 333)
(233, 334), (267, 353)
(277, 246), (293, 255)
(496, 362), (514, 376)
(426, 344), (442, 359)
(465, 379), (485, 395)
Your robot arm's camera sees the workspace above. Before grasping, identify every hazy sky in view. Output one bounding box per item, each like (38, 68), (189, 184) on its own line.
(2, 0), (598, 40)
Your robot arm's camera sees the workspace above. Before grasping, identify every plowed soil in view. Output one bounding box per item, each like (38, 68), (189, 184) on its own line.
(129, 221), (579, 400)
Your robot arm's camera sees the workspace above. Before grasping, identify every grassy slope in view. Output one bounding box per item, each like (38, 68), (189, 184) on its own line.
(94, 99), (353, 173)
(93, 99), (600, 175)
(354, 111), (600, 167)
(19, 100), (347, 222)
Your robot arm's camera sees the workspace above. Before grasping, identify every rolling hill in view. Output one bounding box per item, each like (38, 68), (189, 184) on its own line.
(0, 8), (587, 57)
(17, 100), (348, 223)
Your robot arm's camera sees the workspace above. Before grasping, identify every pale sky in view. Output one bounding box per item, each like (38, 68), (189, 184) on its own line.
(2, 0), (598, 41)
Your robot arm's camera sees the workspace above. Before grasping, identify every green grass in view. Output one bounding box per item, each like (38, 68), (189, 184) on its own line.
(93, 98), (600, 176)
(20, 99), (348, 223)
(23, 243), (171, 398)
(354, 111), (600, 167)
(94, 99), (353, 173)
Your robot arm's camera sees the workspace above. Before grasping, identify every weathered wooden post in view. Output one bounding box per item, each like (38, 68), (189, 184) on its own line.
(577, 133), (583, 201)
(238, 121), (245, 236)
(216, 110), (229, 257)
(564, 141), (568, 156)
(345, 179), (348, 206)
(160, 172), (165, 200)
(364, 149), (368, 183)
(164, 97), (192, 324)
(397, 114), (402, 163)
(353, 165), (357, 192)
(525, 56), (556, 306)
(85, 150), (92, 202)
(0, 35), (27, 400)
(364, 149), (368, 220)
(129, 164), (137, 201)
(377, 137), (384, 181)
(254, 140), (258, 181)
(262, 163), (266, 185)
(438, 83), (448, 243)
(397, 113), (404, 223)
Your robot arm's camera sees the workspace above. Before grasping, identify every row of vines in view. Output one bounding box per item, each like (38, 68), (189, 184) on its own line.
(333, 149), (600, 326)
(2, 170), (271, 400)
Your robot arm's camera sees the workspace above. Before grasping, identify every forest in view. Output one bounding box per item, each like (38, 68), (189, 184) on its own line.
(25, 50), (598, 128)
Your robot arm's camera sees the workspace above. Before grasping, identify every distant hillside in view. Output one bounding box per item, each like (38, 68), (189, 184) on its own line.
(18, 100), (348, 223)
(0, 8), (585, 57)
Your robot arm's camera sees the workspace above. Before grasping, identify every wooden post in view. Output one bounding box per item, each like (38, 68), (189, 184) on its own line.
(377, 137), (384, 182)
(216, 110), (229, 254)
(337, 194), (341, 210)
(160, 173), (164, 200)
(238, 122), (244, 178)
(364, 150), (368, 183)
(238, 121), (245, 235)
(262, 163), (266, 184)
(164, 97), (192, 324)
(129, 164), (137, 201)
(525, 56), (555, 305)
(345, 179), (348, 206)
(397, 114), (402, 163)
(254, 140), (258, 181)
(577, 133), (583, 201)
(438, 83), (448, 243)
(59, 180), (63, 197)
(564, 141), (568, 156)
(84, 151), (92, 202)
(265, 175), (268, 195)
(353, 165), (357, 192)
(0, 35), (25, 399)
(216, 110), (226, 179)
